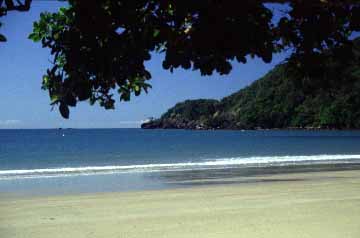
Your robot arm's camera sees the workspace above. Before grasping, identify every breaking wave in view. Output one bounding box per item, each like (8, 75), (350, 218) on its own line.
(1, 154), (360, 180)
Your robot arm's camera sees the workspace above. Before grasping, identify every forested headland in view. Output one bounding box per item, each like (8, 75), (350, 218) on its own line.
(142, 38), (360, 130)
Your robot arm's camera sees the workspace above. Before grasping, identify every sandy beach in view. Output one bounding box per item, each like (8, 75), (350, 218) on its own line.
(1, 170), (360, 238)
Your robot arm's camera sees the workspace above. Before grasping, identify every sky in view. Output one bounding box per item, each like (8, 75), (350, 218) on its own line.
(0, 1), (288, 129)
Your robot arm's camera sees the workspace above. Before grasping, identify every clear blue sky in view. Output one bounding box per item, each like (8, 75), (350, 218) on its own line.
(0, 2), (288, 128)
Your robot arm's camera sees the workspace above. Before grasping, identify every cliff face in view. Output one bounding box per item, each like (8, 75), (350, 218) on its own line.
(142, 39), (360, 130)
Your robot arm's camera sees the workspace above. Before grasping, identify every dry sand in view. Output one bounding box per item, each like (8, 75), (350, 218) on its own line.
(1, 170), (360, 238)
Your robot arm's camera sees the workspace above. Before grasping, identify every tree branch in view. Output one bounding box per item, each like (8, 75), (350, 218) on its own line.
(4, 0), (31, 12)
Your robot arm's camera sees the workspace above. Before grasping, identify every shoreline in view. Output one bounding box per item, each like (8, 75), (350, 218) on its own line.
(1, 162), (360, 198)
(141, 126), (360, 131)
(2, 168), (360, 199)
(1, 169), (360, 238)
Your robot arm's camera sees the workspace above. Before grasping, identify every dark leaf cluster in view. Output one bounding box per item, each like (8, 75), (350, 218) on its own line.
(22, 0), (360, 118)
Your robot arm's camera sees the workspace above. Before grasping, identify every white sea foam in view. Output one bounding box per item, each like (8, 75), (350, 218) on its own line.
(0, 154), (360, 180)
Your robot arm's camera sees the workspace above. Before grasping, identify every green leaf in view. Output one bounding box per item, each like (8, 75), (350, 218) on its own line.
(50, 94), (59, 103)
(54, 32), (60, 40)
(153, 29), (160, 38)
(0, 34), (7, 42)
(120, 91), (130, 101)
(28, 33), (40, 42)
(59, 7), (67, 14)
(134, 85), (140, 92)
(59, 103), (69, 119)
(42, 75), (50, 85)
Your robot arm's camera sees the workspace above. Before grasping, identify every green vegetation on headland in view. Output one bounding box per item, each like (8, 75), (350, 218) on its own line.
(142, 38), (360, 130)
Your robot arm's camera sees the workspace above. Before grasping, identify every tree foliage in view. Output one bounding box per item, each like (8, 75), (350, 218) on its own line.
(0, 0), (32, 42)
(2, 1), (360, 118)
(142, 37), (360, 130)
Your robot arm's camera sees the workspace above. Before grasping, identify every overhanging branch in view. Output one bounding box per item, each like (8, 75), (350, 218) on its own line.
(4, 0), (31, 12)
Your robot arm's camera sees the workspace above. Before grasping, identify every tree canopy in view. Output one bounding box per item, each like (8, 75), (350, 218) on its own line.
(1, 0), (360, 118)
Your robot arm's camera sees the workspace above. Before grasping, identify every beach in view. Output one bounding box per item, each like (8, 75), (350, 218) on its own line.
(1, 169), (360, 238)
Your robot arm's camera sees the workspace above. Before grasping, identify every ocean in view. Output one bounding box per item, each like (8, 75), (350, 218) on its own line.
(1, 129), (360, 196)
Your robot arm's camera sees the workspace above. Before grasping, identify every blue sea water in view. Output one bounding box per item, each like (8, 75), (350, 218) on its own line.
(0, 129), (360, 196)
